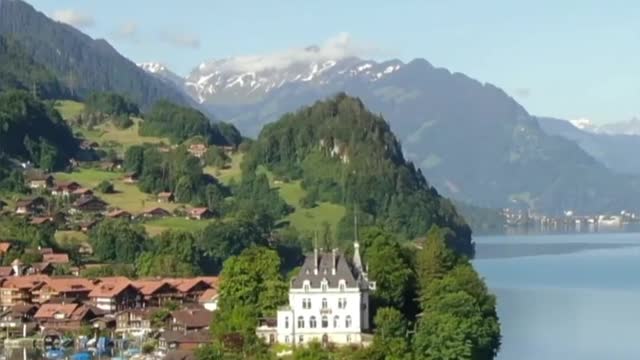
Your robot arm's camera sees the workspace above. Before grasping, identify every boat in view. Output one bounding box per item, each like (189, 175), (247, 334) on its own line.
(70, 351), (93, 360)
(44, 348), (65, 359)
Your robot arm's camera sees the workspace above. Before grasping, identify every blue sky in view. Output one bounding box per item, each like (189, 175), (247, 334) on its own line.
(26, 0), (640, 124)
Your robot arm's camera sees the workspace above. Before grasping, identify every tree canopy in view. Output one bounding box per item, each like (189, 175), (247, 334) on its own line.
(244, 94), (473, 256)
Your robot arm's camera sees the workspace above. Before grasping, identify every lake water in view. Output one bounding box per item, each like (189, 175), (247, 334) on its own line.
(474, 232), (640, 359)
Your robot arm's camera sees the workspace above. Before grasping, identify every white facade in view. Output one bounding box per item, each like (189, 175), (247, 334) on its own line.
(272, 243), (375, 346)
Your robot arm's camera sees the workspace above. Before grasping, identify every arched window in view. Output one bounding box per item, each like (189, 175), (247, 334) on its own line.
(333, 315), (339, 328)
(321, 298), (328, 309)
(285, 317), (289, 329)
(302, 298), (311, 309)
(339, 283), (345, 292)
(322, 316), (328, 328)
(321, 281), (328, 292)
(297, 316), (304, 329)
(345, 315), (352, 328)
(310, 316), (317, 328)
(338, 298), (347, 309)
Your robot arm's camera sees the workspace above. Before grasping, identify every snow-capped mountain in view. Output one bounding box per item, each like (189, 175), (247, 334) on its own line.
(567, 117), (640, 136)
(183, 56), (404, 105)
(137, 62), (185, 89)
(598, 117), (640, 136)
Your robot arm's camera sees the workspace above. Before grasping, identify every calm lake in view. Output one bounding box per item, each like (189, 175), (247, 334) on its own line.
(474, 231), (640, 359)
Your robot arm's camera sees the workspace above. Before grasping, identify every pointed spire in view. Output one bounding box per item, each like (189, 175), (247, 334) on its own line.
(353, 208), (364, 274)
(314, 231), (319, 275)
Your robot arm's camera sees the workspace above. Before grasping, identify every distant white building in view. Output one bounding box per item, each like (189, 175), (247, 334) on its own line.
(259, 228), (376, 346)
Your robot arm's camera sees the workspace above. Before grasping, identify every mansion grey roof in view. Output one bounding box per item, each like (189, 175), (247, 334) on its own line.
(291, 250), (359, 289)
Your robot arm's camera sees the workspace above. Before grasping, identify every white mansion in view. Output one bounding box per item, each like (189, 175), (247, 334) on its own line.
(258, 238), (376, 346)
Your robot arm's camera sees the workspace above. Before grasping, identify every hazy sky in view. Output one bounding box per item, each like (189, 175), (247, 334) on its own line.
(26, 0), (640, 124)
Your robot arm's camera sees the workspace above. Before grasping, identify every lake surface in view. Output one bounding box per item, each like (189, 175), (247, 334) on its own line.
(474, 232), (640, 359)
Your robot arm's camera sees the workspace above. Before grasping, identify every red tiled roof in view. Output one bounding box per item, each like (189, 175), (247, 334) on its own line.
(42, 253), (70, 264)
(167, 278), (209, 293)
(89, 281), (134, 298)
(198, 288), (218, 302)
(45, 278), (95, 293)
(189, 208), (210, 216)
(170, 309), (213, 329)
(34, 303), (78, 319)
(132, 280), (176, 296)
(0, 266), (13, 277)
(0, 242), (12, 253)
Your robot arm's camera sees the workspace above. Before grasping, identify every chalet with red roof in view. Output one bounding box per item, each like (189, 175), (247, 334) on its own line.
(188, 208), (213, 220)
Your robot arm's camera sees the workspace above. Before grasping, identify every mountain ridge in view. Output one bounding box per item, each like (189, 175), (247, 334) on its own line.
(140, 54), (640, 214)
(0, 0), (194, 111)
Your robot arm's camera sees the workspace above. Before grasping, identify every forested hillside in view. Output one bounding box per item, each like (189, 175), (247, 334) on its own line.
(0, 90), (77, 171)
(245, 93), (473, 256)
(0, 35), (69, 99)
(0, 0), (193, 110)
(140, 101), (242, 146)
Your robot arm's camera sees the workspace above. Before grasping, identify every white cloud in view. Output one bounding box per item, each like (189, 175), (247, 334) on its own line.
(51, 9), (95, 29)
(112, 22), (139, 42)
(204, 32), (379, 73)
(160, 31), (201, 49)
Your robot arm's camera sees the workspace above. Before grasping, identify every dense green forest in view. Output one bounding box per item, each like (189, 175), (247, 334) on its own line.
(244, 93), (473, 256)
(84, 92), (140, 117)
(0, 35), (69, 99)
(0, 90), (77, 171)
(140, 100), (242, 146)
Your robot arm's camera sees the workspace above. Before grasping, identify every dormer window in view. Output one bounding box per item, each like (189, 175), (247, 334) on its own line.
(303, 280), (311, 292)
(339, 280), (346, 292)
(321, 279), (328, 292)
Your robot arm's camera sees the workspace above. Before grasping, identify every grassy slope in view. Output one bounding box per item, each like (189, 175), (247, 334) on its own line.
(53, 169), (180, 214)
(204, 153), (244, 185)
(256, 167), (346, 237)
(55, 100), (168, 155)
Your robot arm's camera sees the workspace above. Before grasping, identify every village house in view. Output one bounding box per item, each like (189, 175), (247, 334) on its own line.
(188, 208), (213, 220)
(71, 196), (108, 214)
(34, 301), (101, 331)
(15, 197), (47, 215)
(0, 200), (8, 211)
(0, 304), (39, 337)
(141, 207), (172, 219)
(115, 307), (163, 337)
(79, 220), (98, 233)
(24, 171), (54, 190)
(30, 217), (52, 226)
(157, 192), (175, 203)
(160, 331), (210, 352)
(123, 173), (139, 184)
(0, 242), (13, 258)
(264, 235), (376, 346)
(168, 279), (212, 302)
(0, 274), (49, 309)
(0, 267), (14, 277)
(71, 188), (94, 199)
(42, 253), (70, 265)
(198, 288), (219, 312)
(168, 308), (213, 332)
(106, 209), (132, 220)
(99, 159), (123, 172)
(33, 278), (94, 304)
(51, 181), (81, 197)
(89, 280), (143, 313)
(132, 280), (180, 307)
(25, 262), (55, 276)
(187, 144), (208, 158)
